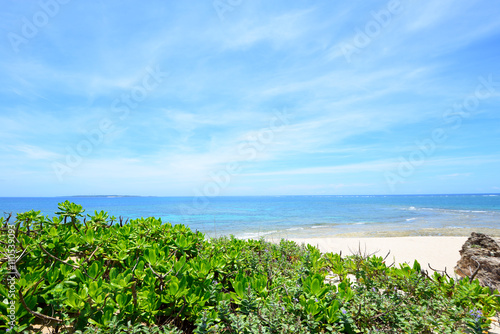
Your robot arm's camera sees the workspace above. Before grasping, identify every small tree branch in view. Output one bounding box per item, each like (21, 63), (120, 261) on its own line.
(83, 246), (100, 264)
(19, 289), (62, 323)
(39, 243), (79, 270)
(147, 262), (166, 279)
(72, 221), (80, 232)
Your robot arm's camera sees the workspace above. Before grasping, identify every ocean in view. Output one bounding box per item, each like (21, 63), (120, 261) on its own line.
(1, 194), (499, 239)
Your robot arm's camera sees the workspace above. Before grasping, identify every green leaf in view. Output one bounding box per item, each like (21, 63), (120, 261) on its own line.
(311, 278), (320, 296)
(134, 260), (146, 280)
(79, 286), (88, 299)
(116, 293), (129, 308)
(169, 281), (179, 296)
(95, 293), (106, 304)
(325, 300), (340, 323)
(118, 250), (128, 261)
(47, 269), (60, 283)
(412, 259), (421, 272)
(88, 281), (98, 297)
(74, 269), (85, 282)
(88, 262), (99, 279)
(174, 256), (186, 273)
(87, 318), (99, 326)
(233, 281), (246, 300)
(145, 248), (157, 264)
(109, 267), (118, 280)
(63, 280), (78, 287)
(176, 235), (187, 249)
(48, 227), (58, 237)
(85, 228), (95, 244)
(66, 289), (78, 308)
(60, 263), (71, 277)
(103, 308), (113, 324)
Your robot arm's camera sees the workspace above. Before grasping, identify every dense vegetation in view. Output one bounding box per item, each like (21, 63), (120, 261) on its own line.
(1, 201), (499, 333)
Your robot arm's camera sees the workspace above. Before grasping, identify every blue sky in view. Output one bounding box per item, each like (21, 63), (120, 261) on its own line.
(1, 0), (499, 197)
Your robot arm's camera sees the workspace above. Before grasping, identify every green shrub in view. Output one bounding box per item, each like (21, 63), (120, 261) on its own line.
(1, 202), (499, 333)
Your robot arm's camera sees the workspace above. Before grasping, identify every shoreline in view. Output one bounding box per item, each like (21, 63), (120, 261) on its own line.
(238, 227), (500, 241)
(273, 236), (469, 273)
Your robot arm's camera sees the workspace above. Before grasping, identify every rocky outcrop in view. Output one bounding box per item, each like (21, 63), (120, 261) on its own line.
(455, 232), (500, 291)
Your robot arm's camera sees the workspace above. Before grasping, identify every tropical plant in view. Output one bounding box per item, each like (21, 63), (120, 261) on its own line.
(1, 203), (499, 333)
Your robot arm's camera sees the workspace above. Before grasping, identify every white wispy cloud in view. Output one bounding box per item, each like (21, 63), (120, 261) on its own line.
(8, 144), (62, 161)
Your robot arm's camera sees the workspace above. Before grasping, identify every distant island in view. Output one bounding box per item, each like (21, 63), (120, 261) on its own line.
(69, 195), (155, 198)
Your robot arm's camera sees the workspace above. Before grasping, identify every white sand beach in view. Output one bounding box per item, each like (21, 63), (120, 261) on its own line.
(285, 236), (500, 333)
(286, 236), (468, 274)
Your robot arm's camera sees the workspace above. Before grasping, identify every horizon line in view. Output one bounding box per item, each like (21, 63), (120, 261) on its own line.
(1, 193), (499, 198)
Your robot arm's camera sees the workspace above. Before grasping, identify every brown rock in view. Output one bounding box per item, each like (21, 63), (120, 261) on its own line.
(455, 232), (500, 291)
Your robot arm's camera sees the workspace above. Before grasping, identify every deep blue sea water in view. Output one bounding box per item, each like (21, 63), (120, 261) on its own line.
(1, 195), (499, 238)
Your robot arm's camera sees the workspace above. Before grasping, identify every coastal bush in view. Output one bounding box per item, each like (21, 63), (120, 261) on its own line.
(1, 202), (499, 333)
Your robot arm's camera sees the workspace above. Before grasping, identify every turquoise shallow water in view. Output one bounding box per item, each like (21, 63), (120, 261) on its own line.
(1, 194), (499, 238)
